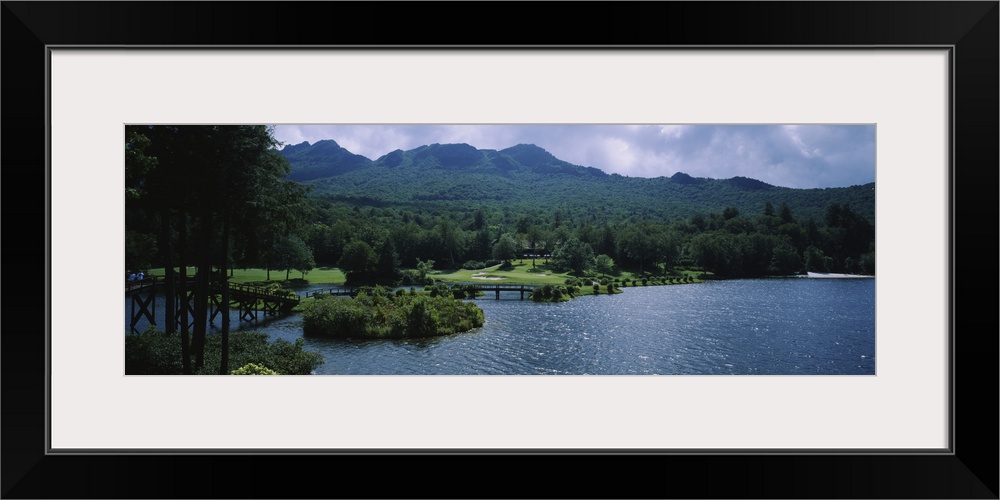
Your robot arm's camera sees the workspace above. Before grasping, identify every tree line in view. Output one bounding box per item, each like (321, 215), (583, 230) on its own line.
(298, 199), (874, 282)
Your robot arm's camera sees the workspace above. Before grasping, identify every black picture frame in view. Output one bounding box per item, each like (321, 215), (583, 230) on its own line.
(3, 2), (996, 498)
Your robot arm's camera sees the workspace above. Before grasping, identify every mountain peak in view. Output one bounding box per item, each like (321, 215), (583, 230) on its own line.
(505, 143), (544, 150)
(277, 139), (371, 181)
(501, 143), (554, 157)
(311, 139), (344, 149)
(500, 143), (556, 164)
(670, 172), (703, 184)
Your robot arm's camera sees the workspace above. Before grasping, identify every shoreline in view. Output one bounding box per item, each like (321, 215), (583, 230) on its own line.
(802, 272), (875, 279)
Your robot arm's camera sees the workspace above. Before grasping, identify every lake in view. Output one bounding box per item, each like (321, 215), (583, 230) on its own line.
(126, 278), (875, 375)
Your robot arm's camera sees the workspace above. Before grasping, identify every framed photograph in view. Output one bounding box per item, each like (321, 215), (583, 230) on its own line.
(5, 2), (996, 498)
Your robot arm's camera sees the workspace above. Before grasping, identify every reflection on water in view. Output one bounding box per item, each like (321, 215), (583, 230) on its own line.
(167, 279), (874, 375)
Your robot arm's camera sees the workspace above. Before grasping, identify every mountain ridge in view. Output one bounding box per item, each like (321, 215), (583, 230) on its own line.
(277, 140), (875, 224)
(280, 140), (811, 186)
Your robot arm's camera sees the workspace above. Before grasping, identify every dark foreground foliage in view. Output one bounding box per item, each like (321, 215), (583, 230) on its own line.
(125, 328), (324, 375)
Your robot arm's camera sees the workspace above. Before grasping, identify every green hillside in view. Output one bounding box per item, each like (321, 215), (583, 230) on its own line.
(280, 141), (875, 226)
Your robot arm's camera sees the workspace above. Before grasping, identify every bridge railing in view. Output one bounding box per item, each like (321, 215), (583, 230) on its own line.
(124, 276), (159, 293)
(463, 283), (537, 290)
(304, 288), (354, 298)
(224, 282), (300, 303)
(125, 277), (300, 303)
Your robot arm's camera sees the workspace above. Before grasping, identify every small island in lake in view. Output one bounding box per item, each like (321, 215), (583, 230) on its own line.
(301, 286), (485, 339)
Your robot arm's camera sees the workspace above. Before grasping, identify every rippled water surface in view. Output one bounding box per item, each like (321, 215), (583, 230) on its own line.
(235, 278), (876, 375)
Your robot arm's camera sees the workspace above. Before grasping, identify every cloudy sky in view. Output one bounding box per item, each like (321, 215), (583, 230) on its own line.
(272, 124), (875, 189)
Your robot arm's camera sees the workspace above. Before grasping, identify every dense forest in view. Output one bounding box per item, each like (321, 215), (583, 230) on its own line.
(275, 138), (875, 281)
(126, 127), (876, 319)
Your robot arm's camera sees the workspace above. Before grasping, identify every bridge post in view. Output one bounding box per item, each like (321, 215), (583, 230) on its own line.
(264, 299), (278, 316)
(209, 292), (223, 326)
(239, 298), (257, 322)
(129, 288), (156, 333)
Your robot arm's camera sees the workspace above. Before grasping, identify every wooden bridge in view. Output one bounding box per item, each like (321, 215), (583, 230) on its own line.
(301, 284), (538, 300)
(303, 287), (356, 299)
(126, 277), (300, 333)
(464, 283), (537, 300)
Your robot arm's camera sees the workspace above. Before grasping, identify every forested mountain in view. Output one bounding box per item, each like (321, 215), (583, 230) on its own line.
(278, 141), (875, 226)
(280, 139), (372, 182)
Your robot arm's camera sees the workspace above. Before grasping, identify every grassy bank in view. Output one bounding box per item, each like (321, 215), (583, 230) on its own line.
(147, 266), (346, 285)
(431, 262), (572, 286)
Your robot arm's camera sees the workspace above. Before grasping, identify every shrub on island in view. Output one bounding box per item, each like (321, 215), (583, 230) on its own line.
(530, 283), (573, 302)
(302, 286), (485, 339)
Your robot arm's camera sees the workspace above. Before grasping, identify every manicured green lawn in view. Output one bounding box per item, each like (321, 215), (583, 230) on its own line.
(431, 262), (574, 286)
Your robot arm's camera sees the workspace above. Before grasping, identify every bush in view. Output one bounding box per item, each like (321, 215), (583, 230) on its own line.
(594, 254), (615, 275)
(462, 259), (500, 270)
(354, 285), (394, 298)
(301, 293), (484, 339)
(399, 269), (433, 286)
(302, 297), (371, 337)
(405, 297), (440, 337)
(231, 362), (279, 375)
(254, 337), (324, 375)
(427, 283), (450, 297)
(532, 284), (553, 301)
(125, 326), (183, 375)
(125, 329), (323, 375)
